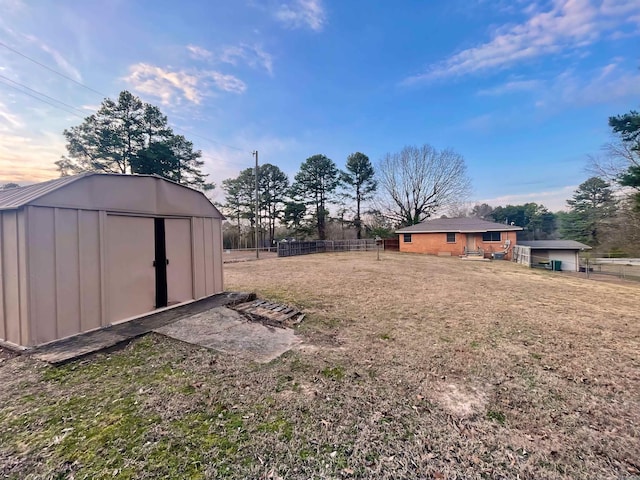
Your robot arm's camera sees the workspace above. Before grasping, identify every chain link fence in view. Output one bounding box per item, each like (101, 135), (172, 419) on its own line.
(580, 256), (640, 281)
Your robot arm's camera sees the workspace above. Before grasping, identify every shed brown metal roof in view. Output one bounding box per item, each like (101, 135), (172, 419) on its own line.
(518, 240), (591, 250)
(395, 217), (523, 233)
(0, 174), (87, 210)
(0, 173), (224, 218)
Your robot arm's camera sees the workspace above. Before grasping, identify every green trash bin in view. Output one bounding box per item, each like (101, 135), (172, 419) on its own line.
(551, 260), (562, 271)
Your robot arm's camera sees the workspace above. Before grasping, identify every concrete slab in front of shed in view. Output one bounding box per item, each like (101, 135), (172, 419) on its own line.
(154, 307), (301, 363)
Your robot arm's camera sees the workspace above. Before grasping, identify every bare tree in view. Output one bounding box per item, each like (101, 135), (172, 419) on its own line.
(446, 202), (472, 218)
(376, 144), (471, 226)
(587, 140), (639, 183)
(470, 203), (495, 219)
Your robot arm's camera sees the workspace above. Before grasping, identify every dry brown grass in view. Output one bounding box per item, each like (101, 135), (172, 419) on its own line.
(1, 251), (639, 479)
(223, 252), (640, 479)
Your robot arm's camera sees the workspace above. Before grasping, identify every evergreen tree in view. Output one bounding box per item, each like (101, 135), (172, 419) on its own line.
(259, 164), (290, 245)
(560, 177), (615, 246)
(490, 203), (556, 240)
(56, 90), (212, 191)
(283, 201), (308, 238)
(341, 152), (376, 239)
(292, 154), (340, 240)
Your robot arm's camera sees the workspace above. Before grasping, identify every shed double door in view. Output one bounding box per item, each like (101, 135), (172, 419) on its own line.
(106, 215), (193, 323)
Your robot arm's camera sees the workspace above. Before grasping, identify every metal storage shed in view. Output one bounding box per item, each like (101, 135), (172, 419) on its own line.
(512, 240), (591, 272)
(0, 173), (224, 349)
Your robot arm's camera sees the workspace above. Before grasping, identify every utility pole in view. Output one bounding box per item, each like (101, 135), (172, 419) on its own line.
(253, 150), (259, 260)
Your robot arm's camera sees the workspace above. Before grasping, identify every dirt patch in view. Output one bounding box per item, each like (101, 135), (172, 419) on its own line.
(430, 382), (489, 419)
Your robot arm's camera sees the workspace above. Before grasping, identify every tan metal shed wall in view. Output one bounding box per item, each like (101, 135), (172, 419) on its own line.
(21, 206), (223, 347)
(212, 218), (223, 294)
(26, 206), (105, 346)
(191, 217), (223, 298)
(0, 209), (30, 347)
(0, 210), (30, 345)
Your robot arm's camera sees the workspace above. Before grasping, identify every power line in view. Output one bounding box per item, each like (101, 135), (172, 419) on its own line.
(0, 78), (85, 119)
(0, 74), (88, 116)
(0, 76), (251, 168)
(171, 125), (251, 153)
(0, 40), (106, 96)
(1, 40), (253, 153)
(199, 154), (252, 169)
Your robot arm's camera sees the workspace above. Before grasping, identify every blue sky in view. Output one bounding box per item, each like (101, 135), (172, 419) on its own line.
(1, 0), (639, 210)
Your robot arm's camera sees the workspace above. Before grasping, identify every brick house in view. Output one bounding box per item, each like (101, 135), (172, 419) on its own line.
(395, 217), (523, 259)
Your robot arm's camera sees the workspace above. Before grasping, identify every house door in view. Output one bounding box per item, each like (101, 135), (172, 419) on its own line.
(466, 233), (476, 252)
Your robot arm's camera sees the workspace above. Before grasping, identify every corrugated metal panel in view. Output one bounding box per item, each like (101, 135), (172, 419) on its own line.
(212, 218), (223, 293)
(1, 211), (22, 344)
(0, 174), (88, 210)
(518, 240), (592, 250)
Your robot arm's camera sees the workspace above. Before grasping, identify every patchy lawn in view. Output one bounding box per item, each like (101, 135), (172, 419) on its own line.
(1, 252), (639, 479)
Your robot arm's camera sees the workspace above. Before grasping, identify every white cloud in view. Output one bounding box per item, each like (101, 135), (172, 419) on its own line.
(186, 43), (274, 74)
(0, 131), (64, 184)
(186, 44), (212, 61)
(0, 101), (24, 130)
(477, 79), (542, 96)
(275, 0), (326, 31)
(219, 44), (274, 75)
(80, 104), (100, 112)
(22, 34), (83, 82)
(207, 71), (247, 94)
(404, 0), (640, 84)
(461, 113), (494, 132)
(479, 185), (577, 211)
(536, 60), (640, 108)
(190, 132), (300, 202)
(124, 63), (246, 105)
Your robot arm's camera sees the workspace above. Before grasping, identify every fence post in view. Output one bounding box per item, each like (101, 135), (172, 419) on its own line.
(586, 257), (590, 279)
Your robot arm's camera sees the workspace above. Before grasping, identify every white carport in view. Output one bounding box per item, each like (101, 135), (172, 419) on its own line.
(513, 240), (591, 272)
(0, 173), (224, 349)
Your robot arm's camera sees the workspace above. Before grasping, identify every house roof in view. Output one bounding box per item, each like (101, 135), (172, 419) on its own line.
(395, 217), (523, 234)
(518, 240), (592, 250)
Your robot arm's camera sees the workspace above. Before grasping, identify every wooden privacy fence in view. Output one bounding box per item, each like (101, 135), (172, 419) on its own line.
(382, 238), (399, 251)
(278, 239), (394, 257)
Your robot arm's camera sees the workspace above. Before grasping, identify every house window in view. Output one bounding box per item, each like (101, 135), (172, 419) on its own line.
(403, 233), (412, 243)
(482, 231), (501, 242)
(446, 232), (456, 243)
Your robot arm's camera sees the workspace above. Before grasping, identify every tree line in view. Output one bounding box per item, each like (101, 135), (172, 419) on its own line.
(5, 89), (633, 255)
(219, 145), (474, 248)
(42, 90), (472, 247)
(221, 152), (378, 247)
